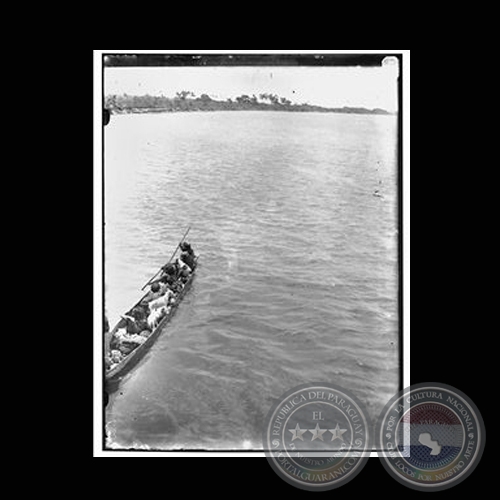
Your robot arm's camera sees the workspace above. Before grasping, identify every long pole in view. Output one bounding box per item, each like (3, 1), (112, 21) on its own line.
(141, 226), (191, 291)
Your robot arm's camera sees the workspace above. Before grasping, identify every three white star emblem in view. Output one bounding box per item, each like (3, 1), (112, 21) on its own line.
(287, 423), (348, 442)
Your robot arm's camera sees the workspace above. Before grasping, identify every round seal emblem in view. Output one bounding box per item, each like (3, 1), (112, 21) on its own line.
(376, 382), (485, 491)
(262, 383), (371, 491)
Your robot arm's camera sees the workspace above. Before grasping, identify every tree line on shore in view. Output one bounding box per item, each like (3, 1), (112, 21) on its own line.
(104, 92), (391, 115)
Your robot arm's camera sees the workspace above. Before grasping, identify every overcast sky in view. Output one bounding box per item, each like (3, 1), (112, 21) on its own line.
(105, 64), (398, 111)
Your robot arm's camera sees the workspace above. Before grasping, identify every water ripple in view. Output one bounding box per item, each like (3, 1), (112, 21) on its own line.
(105, 111), (399, 449)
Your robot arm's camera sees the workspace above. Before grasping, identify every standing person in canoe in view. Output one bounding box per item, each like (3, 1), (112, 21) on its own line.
(179, 241), (196, 271)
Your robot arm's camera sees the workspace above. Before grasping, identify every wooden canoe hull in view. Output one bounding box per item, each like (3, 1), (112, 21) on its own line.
(105, 270), (196, 386)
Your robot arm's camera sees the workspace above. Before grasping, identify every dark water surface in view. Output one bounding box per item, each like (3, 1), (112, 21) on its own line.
(104, 111), (399, 449)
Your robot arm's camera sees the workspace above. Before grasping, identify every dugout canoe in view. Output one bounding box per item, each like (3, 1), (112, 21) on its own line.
(105, 260), (197, 384)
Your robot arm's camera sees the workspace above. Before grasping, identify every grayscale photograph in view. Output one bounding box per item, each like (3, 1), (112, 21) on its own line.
(101, 52), (401, 451)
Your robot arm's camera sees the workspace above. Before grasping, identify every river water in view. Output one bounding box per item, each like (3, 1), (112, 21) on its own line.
(104, 111), (399, 450)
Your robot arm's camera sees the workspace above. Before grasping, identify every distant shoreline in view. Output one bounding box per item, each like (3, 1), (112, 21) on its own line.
(110, 107), (395, 116)
(105, 93), (395, 116)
